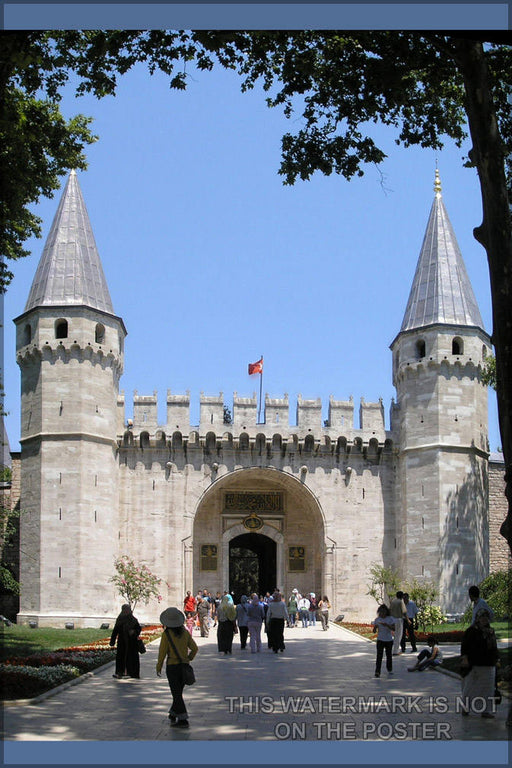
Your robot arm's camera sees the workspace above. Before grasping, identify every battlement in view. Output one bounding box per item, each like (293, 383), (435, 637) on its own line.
(118, 390), (394, 445)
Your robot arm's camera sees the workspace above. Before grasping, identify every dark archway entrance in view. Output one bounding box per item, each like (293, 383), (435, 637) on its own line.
(229, 533), (276, 601)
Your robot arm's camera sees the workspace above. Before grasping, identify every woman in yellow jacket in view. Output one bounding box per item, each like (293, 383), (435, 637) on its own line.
(157, 607), (198, 728)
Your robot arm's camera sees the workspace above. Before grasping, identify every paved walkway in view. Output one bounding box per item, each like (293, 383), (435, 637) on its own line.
(2, 622), (511, 763)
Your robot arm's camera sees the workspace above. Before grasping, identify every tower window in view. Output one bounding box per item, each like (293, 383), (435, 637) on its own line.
(452, 337), (463, 355)
(95, 323), (105, 344)
(55, 319), (68, 339)
(416, 340), (426, 359)
(23, 324), (32, 345)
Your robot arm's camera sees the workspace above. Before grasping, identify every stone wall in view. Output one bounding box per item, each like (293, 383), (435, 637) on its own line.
(488, 455), (511, 573)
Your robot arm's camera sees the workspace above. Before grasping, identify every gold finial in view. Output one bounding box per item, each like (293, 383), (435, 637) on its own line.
(434, 167), (442, 195)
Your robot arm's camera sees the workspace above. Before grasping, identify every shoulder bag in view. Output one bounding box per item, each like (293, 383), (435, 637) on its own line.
(164, 629), (196, 685)
(137, 638), (146, 654)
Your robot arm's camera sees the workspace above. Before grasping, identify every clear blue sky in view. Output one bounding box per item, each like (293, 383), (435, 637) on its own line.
(2, 59), (500, 453)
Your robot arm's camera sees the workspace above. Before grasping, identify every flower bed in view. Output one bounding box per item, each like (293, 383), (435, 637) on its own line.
(0, 624), (163, 700)
(336, 621), (464, 644)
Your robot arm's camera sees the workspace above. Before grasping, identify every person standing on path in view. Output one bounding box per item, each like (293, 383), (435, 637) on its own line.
(247, 593), (266, 653)
(183, 590), (197, 619)
(401, 593), (418, 653)
(236, 595), (250, 649)
(298, 595), (310, 628)
(287, 592), (298, 627)
(196, 597), (210, 637)
(468, 585), (495, 625)
(157, 607), (198, 729)
(318, 595), (331, 631)
(460, 608), (499, 718)
(109, 604), (142, 679)
(389, 591), (407, 655)
(217, 594), (237, 654)
(266, 592), (289, 653)
(308, 593), (318, 626)
(372, 604), (395, 678)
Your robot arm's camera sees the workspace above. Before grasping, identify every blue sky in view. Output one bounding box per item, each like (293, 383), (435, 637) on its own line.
(2, 59), (501, 453)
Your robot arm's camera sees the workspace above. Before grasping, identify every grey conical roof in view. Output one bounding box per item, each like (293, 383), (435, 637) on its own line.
(400, 171), (484, 333)
(24, 170), (114, 314)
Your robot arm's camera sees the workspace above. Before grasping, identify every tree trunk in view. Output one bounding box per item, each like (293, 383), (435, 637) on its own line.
(452, 38), (512, 555)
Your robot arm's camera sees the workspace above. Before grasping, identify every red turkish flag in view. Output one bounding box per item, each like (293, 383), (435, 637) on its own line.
(248, 357), (263, 375)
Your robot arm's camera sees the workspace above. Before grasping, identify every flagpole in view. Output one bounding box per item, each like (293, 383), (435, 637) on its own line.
(258, 359), (263, 423)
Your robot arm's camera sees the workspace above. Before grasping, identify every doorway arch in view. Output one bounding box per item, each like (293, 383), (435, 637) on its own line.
(228, 532), (277, 600)
(223, 523), (284, 599)
(192, 467), (325, 600)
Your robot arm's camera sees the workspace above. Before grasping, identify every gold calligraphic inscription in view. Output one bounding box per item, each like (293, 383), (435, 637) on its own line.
(288, 546), (306, 572)
(224, 491), (283, 514)
(243, 513), (264, 531)
(201, 544), (218, 572)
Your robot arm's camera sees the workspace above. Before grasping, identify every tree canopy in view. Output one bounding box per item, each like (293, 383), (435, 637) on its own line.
(1, 30), (512, 552)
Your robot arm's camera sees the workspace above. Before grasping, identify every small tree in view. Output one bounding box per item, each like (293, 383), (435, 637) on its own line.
(366, 563), (401, 605)
(406, 577), (440, 632)
(464, 569), (512, 621)
(109, 556), (163, 612)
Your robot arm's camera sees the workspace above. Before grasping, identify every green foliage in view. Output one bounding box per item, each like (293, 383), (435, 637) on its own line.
(2, 31), (511, 293)
(0, 503), (20, 594)
(366, 562), (401, 605)
(478, 568), (512, 619)
(109, 555), (162, 611)
(417, 605), (446, 632)
(405, 577), (439, 631)
(0, 466), (12, 482)
(481, 354), (497, 389)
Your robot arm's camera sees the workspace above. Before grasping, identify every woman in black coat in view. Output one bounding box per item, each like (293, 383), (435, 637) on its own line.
(460, 608), (499, 717)
(110, 604), (142, 679)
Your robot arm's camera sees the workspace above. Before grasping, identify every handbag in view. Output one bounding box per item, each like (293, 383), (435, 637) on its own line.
(165, 629), (196, 685)
(137, 638), (146, 654)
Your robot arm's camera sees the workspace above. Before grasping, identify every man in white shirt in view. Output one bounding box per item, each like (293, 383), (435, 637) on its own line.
(298, 596), (310, 628)
(469, 585), (495, 625)
(389, 591), (407, 655)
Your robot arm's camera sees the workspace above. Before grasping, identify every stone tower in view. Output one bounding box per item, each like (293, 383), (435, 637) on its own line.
(14, 170), (126, 627)
(391, 171), (492, 613)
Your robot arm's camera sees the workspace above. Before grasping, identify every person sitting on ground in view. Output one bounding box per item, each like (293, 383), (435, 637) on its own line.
(408, 635), (443, 671)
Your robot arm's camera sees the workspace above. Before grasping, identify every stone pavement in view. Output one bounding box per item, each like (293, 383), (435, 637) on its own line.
(2, 622), (510, 747)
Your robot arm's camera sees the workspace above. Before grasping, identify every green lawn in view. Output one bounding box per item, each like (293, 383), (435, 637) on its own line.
(0, 625), (111, 662)
(429, 620), (510, 640)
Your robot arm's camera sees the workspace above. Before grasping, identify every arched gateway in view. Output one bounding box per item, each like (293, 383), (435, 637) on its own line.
(192, 468), (325, 599)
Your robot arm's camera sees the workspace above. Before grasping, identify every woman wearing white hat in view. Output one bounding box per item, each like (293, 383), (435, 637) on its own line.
(157, 607), (198, 728)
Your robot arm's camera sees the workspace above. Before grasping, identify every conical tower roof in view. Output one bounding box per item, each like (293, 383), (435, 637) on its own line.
(24, 170), (114, 314)
(400, 170), (484, 333)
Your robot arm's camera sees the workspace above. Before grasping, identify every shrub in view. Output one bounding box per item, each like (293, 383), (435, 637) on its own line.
(478, 569), (512, 619)
(416, 605), (446, 631)
(0, 663), (80, 699)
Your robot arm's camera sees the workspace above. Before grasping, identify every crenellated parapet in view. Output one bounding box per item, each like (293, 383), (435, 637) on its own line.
(117, 389), (396, 457)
